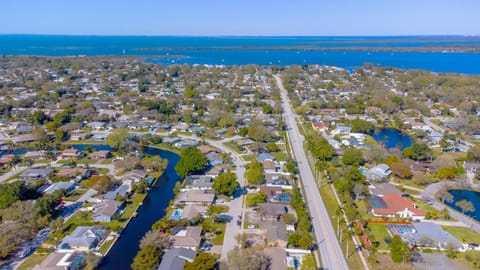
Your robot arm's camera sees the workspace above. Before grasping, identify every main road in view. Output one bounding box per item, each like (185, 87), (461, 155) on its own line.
(274, 75), (349, 270)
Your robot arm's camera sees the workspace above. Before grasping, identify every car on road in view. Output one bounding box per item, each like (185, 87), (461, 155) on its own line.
(247, 224), (255, 229)
(236, 219), (241, 226)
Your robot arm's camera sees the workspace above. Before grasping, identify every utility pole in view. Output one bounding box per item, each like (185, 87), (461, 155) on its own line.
(346, 238), (349, 259)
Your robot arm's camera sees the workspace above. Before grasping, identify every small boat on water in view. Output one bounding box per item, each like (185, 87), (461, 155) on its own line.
(132, 212), (138, 218)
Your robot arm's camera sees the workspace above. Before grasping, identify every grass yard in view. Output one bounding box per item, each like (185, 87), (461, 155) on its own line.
(212, 223), (227, 245)
(17, 254), (48, 270)
(63, 189), (87, 202)
(222, 141), (243, 153)
(368, 224), (391, 250)
(318, 184), (365, 269)
(442, 226), (480, 244)
(76, 157), (96, 164)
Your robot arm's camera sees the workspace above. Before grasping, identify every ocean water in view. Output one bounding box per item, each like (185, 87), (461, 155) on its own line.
(1, 35), (480, 74)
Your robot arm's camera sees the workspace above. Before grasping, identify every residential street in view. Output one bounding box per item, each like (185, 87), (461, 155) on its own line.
(177, 134), (246, 260)
(274, 75), (350, 270)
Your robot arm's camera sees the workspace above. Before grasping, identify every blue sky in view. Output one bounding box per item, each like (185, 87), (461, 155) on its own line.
(1, 0), (479, 36)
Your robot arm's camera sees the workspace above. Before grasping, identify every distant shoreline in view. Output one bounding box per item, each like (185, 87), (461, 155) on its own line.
(133, 45), (480, 53)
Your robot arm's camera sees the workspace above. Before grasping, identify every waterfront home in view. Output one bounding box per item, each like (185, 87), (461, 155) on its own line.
(180, 204), (208, 220)
(19, 168), (53, 182)
(92, 134), (107, 142)
(183, 175), (213, 190)
(104, 184), (130, 200)
(177, 189), (215, 205)
(363, 164), (392, 182)
(32, 251), (86, 270)
(92, 199), (120, 222)
(42, 181), (75, 195)
(23, 150), (46, 160)
(58, 226), (107, 251)
(259, 221), (288, 248)
(162, 137), (180, 144)
(59, 148), (83, 160)
(122, 169), (147, 184)
(86, 122), (105, 130)
(55, 167), (92, 181)
(174, 139), (199, 149)
(89, 150), (111, 160)
(370, 192), (425, 219)
(170, 226), (202, 251)
(70, 131), (91, 141)
(157, 248), (196, 270)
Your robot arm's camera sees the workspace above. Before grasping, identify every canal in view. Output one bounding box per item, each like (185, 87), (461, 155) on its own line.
(99, 146), (180, 270)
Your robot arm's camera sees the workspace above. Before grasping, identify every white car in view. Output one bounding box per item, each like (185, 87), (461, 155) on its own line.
(247, 225), (255, 229)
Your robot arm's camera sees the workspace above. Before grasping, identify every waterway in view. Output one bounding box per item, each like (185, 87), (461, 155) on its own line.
(446, 189), (480, 222)
(2, 35), (480, 74)
(99, 146), (180, 270)
(369, 128), (413, 150)
(1, 144), (181, 267)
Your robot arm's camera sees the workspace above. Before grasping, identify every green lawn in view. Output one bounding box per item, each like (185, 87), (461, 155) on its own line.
(318, 184), (365, 269)
(212, 223), (227, 245)
(101, 158), (114, 164)
(368, 224), (391, 250)
(99, 238), (116, 255)
(222, 141), (243, 153)
(17, 254), (48, 270)
(442, 226), (480, 243)
(76, 157), (97, 164)
(63, 189), (87, 202)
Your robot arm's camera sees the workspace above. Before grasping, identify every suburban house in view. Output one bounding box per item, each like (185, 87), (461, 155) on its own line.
(19, 168), (53, 182)
(388, 222), (462, 250)
(259, 221), (288, 248)
(59, 148), (83, 160)
(122, 169), (146, 184)
(174, 140), (199, 149)
(56, 167), (91, 181)
(157, 248), (197, 270)
(42, 181), (75, 195)
(104, 184), (130, 200)
(259, 186), (292, 203)
(263, 247), (287, 270)
(176, 189), (215, 205)
(311, 121), (329, 132)
(170, 226), (202, 250)
(0, 154), (14, 168)
(92, 200), (120, 222)
(23, 150), (46, 160)
(32, 251), (86, 270)
(371, 193), (426, 219)
(464, 161), (480, 173)
(363, 164), (392, 181)
(258, 203), (296, 221)
(89, 150), (111, 160)
(179, 204), (208, 220)
(183, 175), (213, 190)
(58, 226), (107, 251)
(331, 125), (352, 135)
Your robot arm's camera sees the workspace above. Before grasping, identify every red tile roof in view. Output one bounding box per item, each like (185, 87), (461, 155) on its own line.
(373, 193), (425, 217)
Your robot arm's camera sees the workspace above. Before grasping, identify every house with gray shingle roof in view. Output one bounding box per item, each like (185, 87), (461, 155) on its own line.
(58, 226), (107, 251)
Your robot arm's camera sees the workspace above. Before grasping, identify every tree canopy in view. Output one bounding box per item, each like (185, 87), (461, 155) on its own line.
(342, 148), (364, 166)
(212, 171), (239, 196)
(131, 245), (161, 270)
(184, 252), (217, 270)
(175, 147), (208, 178)
(244, 161), (264, 186)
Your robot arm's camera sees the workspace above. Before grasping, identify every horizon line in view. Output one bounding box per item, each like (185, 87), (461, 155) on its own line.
(0, 33), (478, 38)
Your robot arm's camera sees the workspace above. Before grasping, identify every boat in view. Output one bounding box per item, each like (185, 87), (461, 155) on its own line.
(132, 212), (138, 218)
